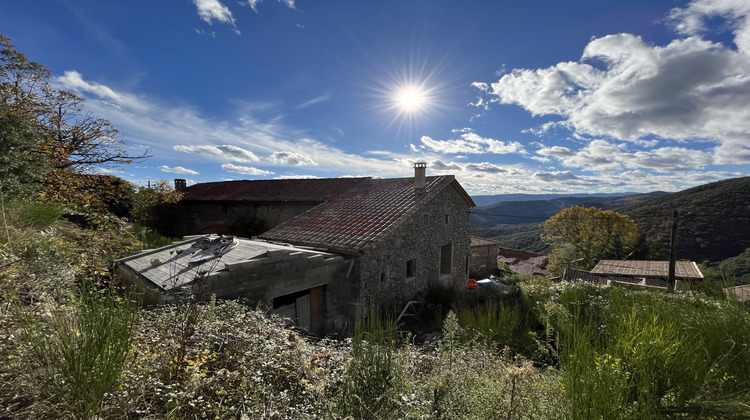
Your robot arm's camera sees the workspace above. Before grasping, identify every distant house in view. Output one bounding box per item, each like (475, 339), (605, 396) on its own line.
(590, 260), (704, 289)
(118, 164), (475, 334)
(497, 248), (549, 277)
(469, 236), (499, 278)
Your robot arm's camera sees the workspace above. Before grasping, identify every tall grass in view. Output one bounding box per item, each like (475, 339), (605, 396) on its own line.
(18, 281), (138, 418)
(333, 305), (403, 419)
(533, 283), (750, 418)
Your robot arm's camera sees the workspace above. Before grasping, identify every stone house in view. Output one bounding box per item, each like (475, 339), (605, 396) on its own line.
(117, 164), (475, 334)
(259, 163), (476, 320)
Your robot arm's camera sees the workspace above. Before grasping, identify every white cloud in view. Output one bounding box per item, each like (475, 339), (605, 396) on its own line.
(295, 94), (331, 110)
(193, 0), (237, 28)
(419, 129), (526, 155)
(478, 0), (750, 166)
(536, 139), (715, 173)
(160, 165), (199, 175)
(174, 145), (260, 162)
(533, 170), (580, 181)
(269, 151), (317, 166)
(221, 163), (274, 175)
(55, 70), (144, 111)
(247, 0), (296, 13)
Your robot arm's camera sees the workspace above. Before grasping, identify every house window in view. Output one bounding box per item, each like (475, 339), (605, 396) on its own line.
(380, 272), (386, 283)
(406, 259), (416, 279)
(440, 243), (452, 276)
(444, 214), (449, 224)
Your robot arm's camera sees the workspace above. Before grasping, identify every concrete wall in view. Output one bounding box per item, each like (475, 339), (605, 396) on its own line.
(205, 250), (351, 335)
(353, 185), (472, 313)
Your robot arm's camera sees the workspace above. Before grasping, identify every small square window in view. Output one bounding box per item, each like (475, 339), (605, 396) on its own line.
(406, 259), (416, 278)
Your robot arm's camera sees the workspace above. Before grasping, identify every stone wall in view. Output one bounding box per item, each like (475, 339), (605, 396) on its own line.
(470, 244), (497, 278)
(354, 185), (472, 313)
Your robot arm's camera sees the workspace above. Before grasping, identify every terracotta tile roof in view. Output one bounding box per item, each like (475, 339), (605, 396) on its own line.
(497, 247), (549, 276)
(181, 177), (369, 202)
(590, 260), (704, 279)
(259, 176), (473, 252)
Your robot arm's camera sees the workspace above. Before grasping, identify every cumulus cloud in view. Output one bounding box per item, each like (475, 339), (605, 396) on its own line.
(193, 0), (237, 27)
(478, 0), (750, 166)
(536, 139), (715, 173)
(419, 128), (526, 155)
(160, 165), (199, 175)
(174, 145), (260, 162)
(269, 151), (317, 166)
(221, 163), (274, 175)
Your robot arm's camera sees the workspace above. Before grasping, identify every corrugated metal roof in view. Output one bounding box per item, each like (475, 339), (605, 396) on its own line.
(590, 260), (704, 279)
(181, 177), (370, 202)
(259, 176), (472, 252)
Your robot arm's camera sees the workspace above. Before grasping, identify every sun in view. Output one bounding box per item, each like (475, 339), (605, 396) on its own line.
(397, 89), (425, 111)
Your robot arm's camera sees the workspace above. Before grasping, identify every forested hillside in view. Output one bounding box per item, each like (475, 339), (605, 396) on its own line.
(620, 176), (750, 263)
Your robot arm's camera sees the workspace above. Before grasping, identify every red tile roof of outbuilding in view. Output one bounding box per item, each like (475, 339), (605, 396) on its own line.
(497, 247), (549, 275)
(259, 176), (474, 252)
(181, 177), (370, 202)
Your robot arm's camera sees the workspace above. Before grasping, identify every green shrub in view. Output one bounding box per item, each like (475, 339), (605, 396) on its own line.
(17, 281), (138, 419)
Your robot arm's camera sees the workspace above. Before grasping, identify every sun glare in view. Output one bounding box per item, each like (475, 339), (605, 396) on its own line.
(398, 89), (424, 110)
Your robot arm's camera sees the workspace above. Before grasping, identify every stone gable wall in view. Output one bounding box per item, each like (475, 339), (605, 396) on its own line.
(354, 185), (472, 312)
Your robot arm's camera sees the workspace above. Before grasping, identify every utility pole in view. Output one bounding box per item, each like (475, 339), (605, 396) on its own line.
(668, 210), (678, 292)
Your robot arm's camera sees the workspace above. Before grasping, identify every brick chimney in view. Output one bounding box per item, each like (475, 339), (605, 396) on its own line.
(174, 178), (187, 191)
(414, 162), (426, 195)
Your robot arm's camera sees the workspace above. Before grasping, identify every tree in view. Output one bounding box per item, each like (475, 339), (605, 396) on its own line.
(131, 180), (183, 231)
(0, 105), (49, 197)
(543, 206), (642, 273)
(0, 34), (150, 179)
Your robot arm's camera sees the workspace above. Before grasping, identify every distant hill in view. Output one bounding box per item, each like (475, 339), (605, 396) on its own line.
(619, 177), (750, 264)
(471, 192), (668, 226)
(471, 177), (749, 266)
(471, 192), (640, 207)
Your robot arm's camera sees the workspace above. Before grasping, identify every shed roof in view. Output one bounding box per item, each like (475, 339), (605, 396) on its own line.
(591, 260), (704, 279)
(181, 177), (369, 202)
(259, 175), (475, 252)
(115, 235), (338, 292)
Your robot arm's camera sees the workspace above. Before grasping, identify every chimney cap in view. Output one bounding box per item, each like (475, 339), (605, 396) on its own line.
(413, 161), (427, 168)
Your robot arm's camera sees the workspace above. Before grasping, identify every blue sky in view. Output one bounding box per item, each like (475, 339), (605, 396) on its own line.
(2, 0), (749, 195)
